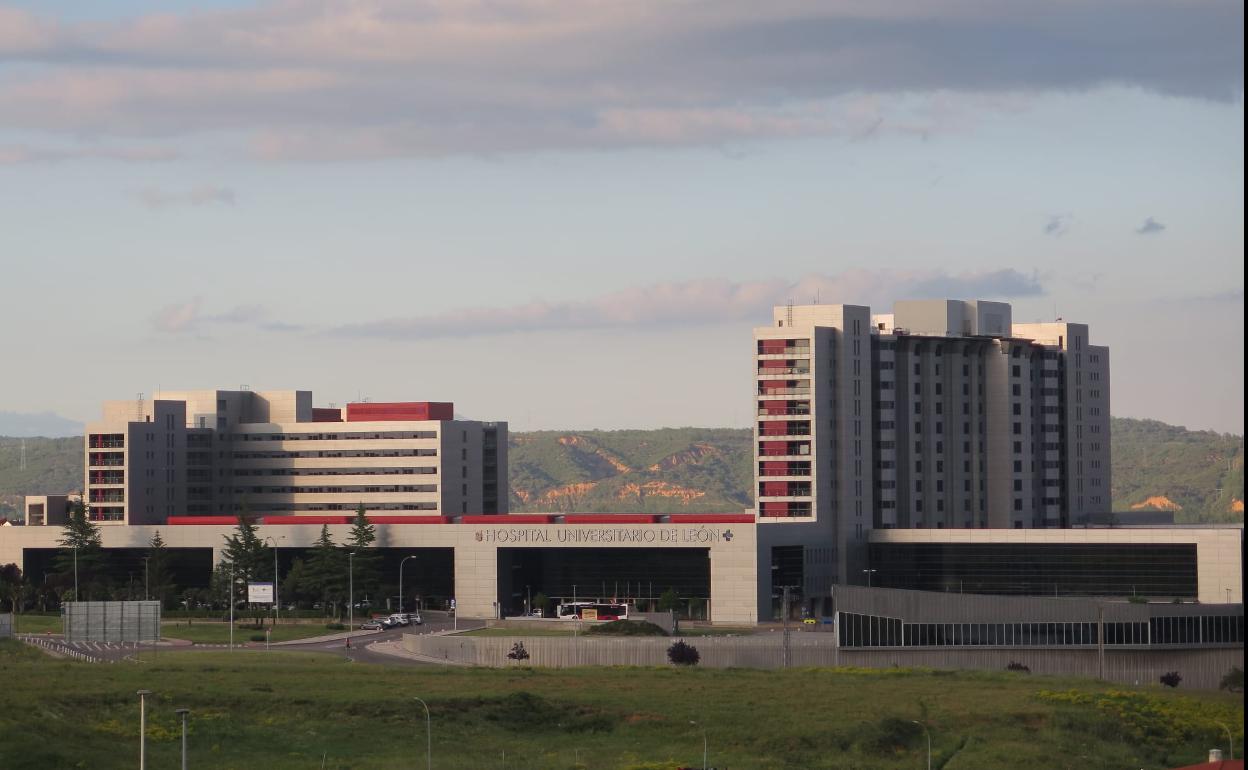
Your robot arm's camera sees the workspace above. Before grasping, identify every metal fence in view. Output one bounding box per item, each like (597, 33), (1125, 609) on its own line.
(403, 632), (1245, 689)
(63, 601), (161, 643)
(0, 613), (11, 638)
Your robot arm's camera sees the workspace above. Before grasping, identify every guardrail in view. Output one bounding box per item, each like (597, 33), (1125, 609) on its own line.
(18, 635), (110, 664)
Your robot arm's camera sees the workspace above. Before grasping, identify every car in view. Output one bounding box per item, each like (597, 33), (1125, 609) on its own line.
(359, 619), (384, 631)
(528, 609), (545, 618)
(802, 617), (817, 625)
(386, 613), (410, 627)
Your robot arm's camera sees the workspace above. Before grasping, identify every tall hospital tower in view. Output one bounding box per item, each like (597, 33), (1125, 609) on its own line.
(754, 299), (1111, 602)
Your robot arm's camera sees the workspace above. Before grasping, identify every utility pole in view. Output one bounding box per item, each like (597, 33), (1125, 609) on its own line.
(1097, 604), (1105, 680)
(228, 561), (235, 650)
(137, 690), (153, 770)
(175, 709), (190, 770)
(778, 585), (797, 669)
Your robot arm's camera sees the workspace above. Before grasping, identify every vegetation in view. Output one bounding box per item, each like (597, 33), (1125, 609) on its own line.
(1161, 671), (1183, 688)
(346, 504), (382, 601)
(56, 500), (106, 600)
(587, 620), (669, 637)
(0, 644), (1242, 769)
(1109, 417), (1244, 522)
(667, 640), (700, 666)
(1220, 667), (1244, 693)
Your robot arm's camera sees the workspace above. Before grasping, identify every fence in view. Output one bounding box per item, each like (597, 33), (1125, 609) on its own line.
(0, 613), (11, 638)
(403, 632), (1244, 689)
(63, 601), (161, 643)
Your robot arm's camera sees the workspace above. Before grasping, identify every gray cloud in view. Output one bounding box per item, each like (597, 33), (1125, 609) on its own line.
(134, 185), (236, 209)
(1043, 214), (1072, 237)
(1135, 217), (1167, 235)
(332, 268), (1044, 340)
(0, 1), (1240, 161)
(151, 298), (301, 334)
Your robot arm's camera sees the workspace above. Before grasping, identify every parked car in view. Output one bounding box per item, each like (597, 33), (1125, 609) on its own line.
(386, 614), (412, 627)
(529, 609), (545, 618)
(359, 619), (384, 631)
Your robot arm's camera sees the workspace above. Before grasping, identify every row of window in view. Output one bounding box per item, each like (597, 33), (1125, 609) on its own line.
(236, 430), (438, 441)
(839, 612), (1245, 648)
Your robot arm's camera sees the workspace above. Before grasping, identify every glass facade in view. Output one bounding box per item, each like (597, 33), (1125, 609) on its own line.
(868, 542), (1199, 597)
(838, 611), (1244, 648)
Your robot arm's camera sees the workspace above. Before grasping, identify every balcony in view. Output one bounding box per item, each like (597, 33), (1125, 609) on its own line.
(757, 382), (811, 397)
(89, 491), (125, 503)
(89, 471), (125, 485)
(89, 435), (125, 449)
(759, 501), (813, 518)
(757, 340), (811, 357)
(759, 420), (811, 438)
(759, 481), (812, 498)
(757, 361), (811, 377)
(758, 440), (811, 457)
(89, 452), (125, 467)
(759, 461), (811, 477)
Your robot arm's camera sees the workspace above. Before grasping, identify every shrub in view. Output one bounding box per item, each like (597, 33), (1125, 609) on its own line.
(325, 622), (346, 631)
(507, 642), (531, 661)
(1219, 666), (1244, 693)
(1159, 671), (1182, 688)
(249, 634), (266, 642)
(1127, 596), (1148, 604)
(587, 620), (668, 637)
(667, 640), (700, 666)
(1006, 661), (1031, 673)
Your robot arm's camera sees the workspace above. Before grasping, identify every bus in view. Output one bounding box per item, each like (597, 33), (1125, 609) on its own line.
(556, 602), (629, 621)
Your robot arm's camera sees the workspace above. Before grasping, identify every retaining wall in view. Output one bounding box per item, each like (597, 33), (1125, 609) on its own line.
(402, 632), (1244, 689)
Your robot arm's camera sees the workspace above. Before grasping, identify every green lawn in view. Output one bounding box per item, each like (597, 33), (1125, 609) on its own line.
(0, 638), (1241, 770)
(8, 614), (61, 634)
(159, 621), (344, 644)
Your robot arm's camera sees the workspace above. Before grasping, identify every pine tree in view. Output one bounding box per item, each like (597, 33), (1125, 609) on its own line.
(146, 532), (176, 607)
(218, 514), (268, 610)
(55, 499), (105, 600)
(304, 525), (345, 616)
(346, 503), (382, 604)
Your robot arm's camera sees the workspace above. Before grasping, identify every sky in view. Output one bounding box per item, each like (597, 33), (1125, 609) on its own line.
(0, 0), (1243, 436)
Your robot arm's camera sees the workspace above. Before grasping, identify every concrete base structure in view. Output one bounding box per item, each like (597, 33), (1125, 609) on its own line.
(0, 517), (759, 624)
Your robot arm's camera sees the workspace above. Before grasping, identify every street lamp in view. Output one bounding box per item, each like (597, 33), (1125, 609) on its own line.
(862, 568), (878, 588)
(1214, 721), (1235, 760)
(414, 696), (432, 769)
(136, 690), (153, 770)
(73, 545), (79, 602)
(174, 708), (191, 770)
(910, 720), (931, 770)
(142, 556), (150, 601)
(399, 555), (418, 616)
(347, 552), (355, 648)
(264, 536), (285, 625)
(689, 720), (707, 770)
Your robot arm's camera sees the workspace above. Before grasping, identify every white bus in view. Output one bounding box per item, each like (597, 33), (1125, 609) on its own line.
(555, 602), (629, 621)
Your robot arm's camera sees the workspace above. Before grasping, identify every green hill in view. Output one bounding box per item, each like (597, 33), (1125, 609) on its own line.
(1, 418), (1242, 522)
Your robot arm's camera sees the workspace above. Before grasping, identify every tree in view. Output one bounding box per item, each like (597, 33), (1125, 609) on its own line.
(304, 525), (346, 617)
(146, 532), (176, 608)
(0, 563), (25, 613)
(658, 587), (681, 614)
(347, 504), (382, 604)
(667, 640), (700, 666)
(218, 514), (268, 614)
(55, 499), (105, 600)
(1160, 671), (1182, 688)
(1219, 666), (1243, 693)
(532, 591), (550, 617)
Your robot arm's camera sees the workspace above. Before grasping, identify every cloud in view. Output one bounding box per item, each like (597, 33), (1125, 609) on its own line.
(0, 0), (1240, 161)
(1043, 214), (1072, 237)
(333, 268), (1044, 340)
(150, 298), (301, 334)
(1135, 216), (1167, 235)
(134, 185), (236, 209)
(0, 143), (177, 165)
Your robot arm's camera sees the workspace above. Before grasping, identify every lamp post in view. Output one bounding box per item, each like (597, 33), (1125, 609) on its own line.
(399, 555), (418, 616)
(414, 696), (432, 769)
(228, 561), (235, 650)
(910, 720), (931, 770)
(347, 551), (355, 648)
(73, 545), (79, 602)
(689, 720), (707, 770)
(862, 568), (878, 588)
(174, 708), (190, 770)
(264, 536), (284, 625)
(141, 556), (150, 601)
(136, 689), (153, 770)
(1215, 721), (1235, 760)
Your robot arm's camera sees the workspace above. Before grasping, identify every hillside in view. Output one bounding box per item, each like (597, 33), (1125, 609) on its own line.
(0, 418), (1242, 522)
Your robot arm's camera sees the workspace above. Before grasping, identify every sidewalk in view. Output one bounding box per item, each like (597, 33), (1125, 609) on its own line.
(365, 638), (473, 666)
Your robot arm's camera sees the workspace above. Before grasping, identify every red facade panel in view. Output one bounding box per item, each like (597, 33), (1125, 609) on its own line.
(260, 515), (353, 525)
(167, 516), (242, 525)
(666, 514), (755, 524)
(366, 516), (451, 524)
(346, 402), (454, 422)
(461, 515), (555, 524)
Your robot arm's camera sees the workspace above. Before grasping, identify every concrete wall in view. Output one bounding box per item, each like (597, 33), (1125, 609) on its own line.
(402, 632), (1242, 689)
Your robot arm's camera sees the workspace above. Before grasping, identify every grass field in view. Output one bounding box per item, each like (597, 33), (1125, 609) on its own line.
(0, 639), (1241, 770)
(159, 621), (345, 644)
